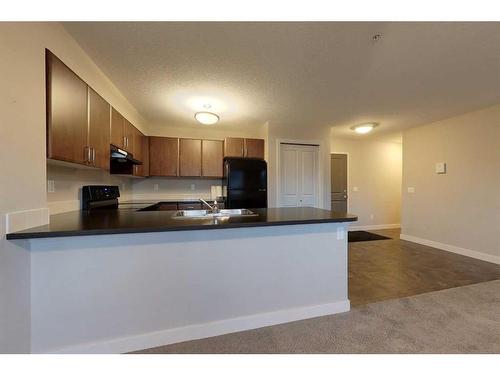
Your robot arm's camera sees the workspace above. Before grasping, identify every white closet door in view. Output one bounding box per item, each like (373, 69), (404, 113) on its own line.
(298, 147), (318, 207)
(279, 144), (300, 207)
(279, 143), (319, 207)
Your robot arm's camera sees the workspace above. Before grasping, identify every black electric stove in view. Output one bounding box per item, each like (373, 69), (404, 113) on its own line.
(82, 185), (120, 210)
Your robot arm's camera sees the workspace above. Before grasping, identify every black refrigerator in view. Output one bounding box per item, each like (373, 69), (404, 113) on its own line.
(222, 157), (267, 209)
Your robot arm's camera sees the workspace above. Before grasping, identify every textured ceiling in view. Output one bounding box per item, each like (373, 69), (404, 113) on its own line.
(63, 22), (500, 139)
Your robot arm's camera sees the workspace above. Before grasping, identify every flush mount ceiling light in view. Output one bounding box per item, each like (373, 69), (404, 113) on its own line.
(351, 123), (378, 134)
(195, 111), (219, 125)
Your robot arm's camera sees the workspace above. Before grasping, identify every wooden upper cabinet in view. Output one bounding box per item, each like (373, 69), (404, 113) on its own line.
(132, 127), (143, 161)
(88, 88), (110, 170)
(224, 137), (265, 159)
(149, 137), (179, 176)
(244, 138), (265, 159)
(132, 128), (147, 177)
(179, 139), (202, 177)
(202, 140), (224, 178)
(110, 108), (125, 149)
(224, 138), (245, 157)
(123, 119), (135, 153)
(46, 50), (88, 165)
(139, 135), (150, 177)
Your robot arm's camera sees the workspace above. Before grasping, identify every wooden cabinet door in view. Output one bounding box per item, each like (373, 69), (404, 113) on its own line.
(132, 127), (143, 160)
(149, 137), (179, 176)
(140, 136), (149, 177)
(46, 51), (89, 164)
(110, 108), (125, 149)
(123, 119), (135, 153)
(224, 138), (244, 157)
(202, 139), (223, 177)
(132, 128), (145, 177)
(179, 139), (202, 177)
(88, 88), (111, 170)
(245, 138), (265, 159)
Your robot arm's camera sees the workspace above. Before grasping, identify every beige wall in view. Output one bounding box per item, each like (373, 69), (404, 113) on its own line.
(401, 104), (500, 260)
(0, 22), (148, 353)
(331, 138), (402, 228)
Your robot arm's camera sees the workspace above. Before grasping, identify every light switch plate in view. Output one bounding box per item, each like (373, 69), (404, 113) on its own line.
(47, 180), (55, 193)
(435, 162), (446, 174)
(353, 186), (359, 192)
(407, 187), (415, 193)
(336, 227), (345, 240)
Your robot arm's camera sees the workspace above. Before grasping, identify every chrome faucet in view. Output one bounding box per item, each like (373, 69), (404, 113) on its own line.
(199, 198), (219, 214)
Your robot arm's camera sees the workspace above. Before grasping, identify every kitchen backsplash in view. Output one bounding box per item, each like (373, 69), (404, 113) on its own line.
(131, 177), (223, 201)
(46, 163), (133, 214)
(47, 163), (224, 213)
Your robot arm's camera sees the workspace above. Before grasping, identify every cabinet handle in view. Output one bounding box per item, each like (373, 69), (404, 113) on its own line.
(92, 147), (96, 165)
(84, 146), (91, 164)
(123, 136), (127, 148)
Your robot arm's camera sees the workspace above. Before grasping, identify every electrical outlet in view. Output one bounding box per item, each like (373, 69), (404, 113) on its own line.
(190, 183), (196, 191)
(153, 184), (159, 192)
(121, 183), (126, 192)
(353, 186), (359, 192)
(370, 214), (374, 220)
(47, 180), (55, 193)
(407, 187), (415, 193)
(435, 162), (446, 174)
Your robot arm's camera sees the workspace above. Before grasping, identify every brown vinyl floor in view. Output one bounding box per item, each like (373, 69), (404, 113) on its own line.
(348, 229), (500, 306)
(132, 229), (500, 353)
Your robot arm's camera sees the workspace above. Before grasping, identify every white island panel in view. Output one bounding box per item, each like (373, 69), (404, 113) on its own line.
(28, 222), (349, 353)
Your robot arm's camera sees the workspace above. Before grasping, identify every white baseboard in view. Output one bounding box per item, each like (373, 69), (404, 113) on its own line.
(349, 223), (400, 231)
(44, 300), (350, 354)
(400, 234), (500, 265)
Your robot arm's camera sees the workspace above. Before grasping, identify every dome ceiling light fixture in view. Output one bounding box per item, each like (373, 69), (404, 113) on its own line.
(195, 111), (220, 125)
(351, 122), (379, 134)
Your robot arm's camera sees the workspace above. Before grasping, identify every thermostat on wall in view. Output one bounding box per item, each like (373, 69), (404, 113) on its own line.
(435, 162), (446, 174)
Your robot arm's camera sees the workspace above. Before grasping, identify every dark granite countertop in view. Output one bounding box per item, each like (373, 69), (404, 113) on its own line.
(6, 207), (357, 240)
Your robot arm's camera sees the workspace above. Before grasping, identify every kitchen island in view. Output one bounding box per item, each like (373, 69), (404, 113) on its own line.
(8, 207), (357, 353)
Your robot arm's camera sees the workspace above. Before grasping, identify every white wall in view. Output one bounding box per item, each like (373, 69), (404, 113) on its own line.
(331, 138), (402, 228)
(0, 22), (148, 352)
(401, 104), (500, 262)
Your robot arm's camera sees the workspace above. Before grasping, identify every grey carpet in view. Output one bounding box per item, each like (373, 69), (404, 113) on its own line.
(133, 280), (500, 354)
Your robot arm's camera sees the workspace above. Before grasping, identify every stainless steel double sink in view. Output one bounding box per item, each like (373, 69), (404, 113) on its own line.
(172, 209), (257, 219)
